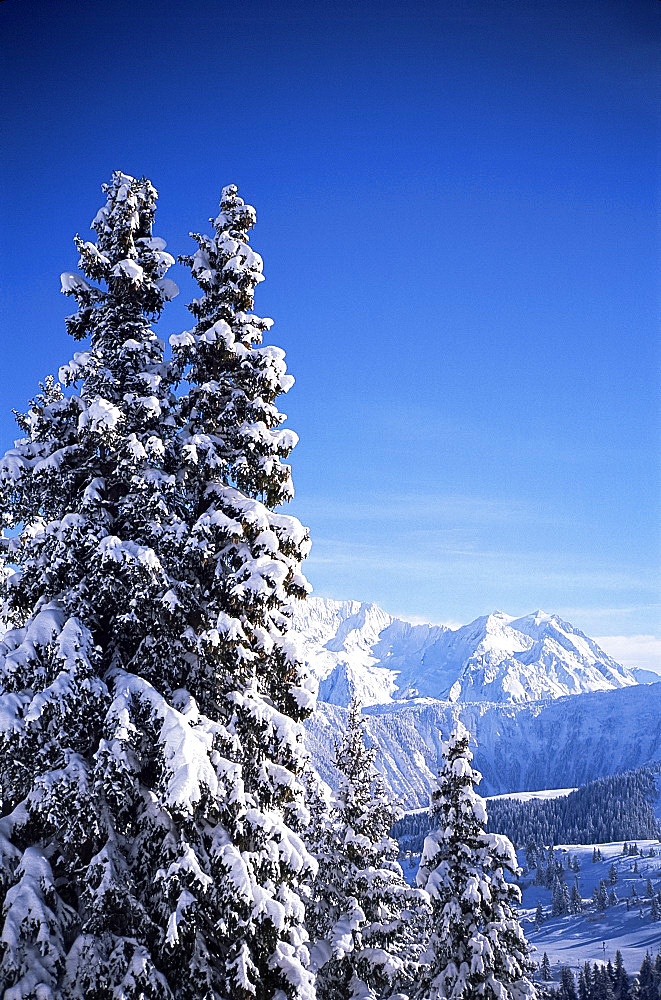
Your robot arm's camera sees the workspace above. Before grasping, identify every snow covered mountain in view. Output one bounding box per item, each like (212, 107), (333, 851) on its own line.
(293, 597), (636, 706)
(306, 685), (661, 809)
(297, 598), (652, 809)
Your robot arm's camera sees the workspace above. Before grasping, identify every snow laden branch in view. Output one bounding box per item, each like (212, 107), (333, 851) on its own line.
(306, 698), (429, 1000)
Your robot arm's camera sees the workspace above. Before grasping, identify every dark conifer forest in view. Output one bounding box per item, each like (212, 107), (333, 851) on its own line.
(393, 767), (661, 852)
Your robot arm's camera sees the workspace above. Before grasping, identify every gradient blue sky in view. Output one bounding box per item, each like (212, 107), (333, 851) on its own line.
(1, 0), (659, 664)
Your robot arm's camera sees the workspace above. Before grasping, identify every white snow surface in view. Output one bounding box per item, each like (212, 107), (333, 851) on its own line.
(60, 272), (93, 294)
(520, 841), (661, 976)
(78, 396), (123, 434)
(488, 789), (577, 803)
(293, 598), (636, 708)
(112, 258), (144, 283)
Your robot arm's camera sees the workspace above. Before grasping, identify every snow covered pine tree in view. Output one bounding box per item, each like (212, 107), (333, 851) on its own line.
(0, 174), (316, 1000)
(416, 722), (535, 1000)
(308, 698), (426, 1000)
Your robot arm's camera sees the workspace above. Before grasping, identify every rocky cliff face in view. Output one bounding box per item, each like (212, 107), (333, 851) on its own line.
(306, 685), (661, 809)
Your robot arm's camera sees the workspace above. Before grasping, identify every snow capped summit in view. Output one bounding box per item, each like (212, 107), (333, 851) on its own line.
(293, 598), (402, 707)
(292, 597), (636, 706)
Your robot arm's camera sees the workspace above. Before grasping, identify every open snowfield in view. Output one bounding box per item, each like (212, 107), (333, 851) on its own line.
(489, 788), (576, 803)
(521, 841), (661, 974)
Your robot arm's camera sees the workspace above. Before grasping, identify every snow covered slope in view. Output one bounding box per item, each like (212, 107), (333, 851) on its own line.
(521, 841), (661, 976)
(305, 685), (661, 809)
(294, 598), (636, 706)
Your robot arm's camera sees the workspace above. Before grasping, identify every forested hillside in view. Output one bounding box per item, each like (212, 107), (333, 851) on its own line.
(488, 768), (661, 847)
(393, 767), (661, 852)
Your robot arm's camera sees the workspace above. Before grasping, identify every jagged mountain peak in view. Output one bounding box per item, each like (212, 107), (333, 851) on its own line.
(519, 608), (552, 623)
(326, 600), (393, 651)
(292, 597), (636, 707)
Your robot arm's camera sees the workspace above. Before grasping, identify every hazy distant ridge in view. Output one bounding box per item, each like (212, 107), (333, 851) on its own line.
(306, 686), (661, 809)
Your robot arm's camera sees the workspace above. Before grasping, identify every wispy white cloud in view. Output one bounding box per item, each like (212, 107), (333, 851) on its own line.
(295, 492), (546, 527)
(307, 535), (656, 594)
(558, 604), (661, 621)
(301, 534), (660, 639)
(594, 635), (661, 673)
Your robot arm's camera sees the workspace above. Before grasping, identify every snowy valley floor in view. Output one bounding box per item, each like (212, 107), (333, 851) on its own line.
(521, 841), (661, 976)
(402, 840), (661, 975)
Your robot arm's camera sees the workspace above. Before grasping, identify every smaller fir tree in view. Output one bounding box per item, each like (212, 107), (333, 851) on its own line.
(578, 969), (589, 1000)
(552, 881), (570, 917)
(526, 842), (538, 871)
(559, 968), (577, 1000)
(636, 955), (656, 1000)
(416, 722), (535, 1000)
(612, 951), (629, 1000)
(535, 901), (544, 929)
(595, 881), (608, 912)
(310, 698), (426, 1000)
(570, 884), (582, 914)
(593, 966), (614, 1000)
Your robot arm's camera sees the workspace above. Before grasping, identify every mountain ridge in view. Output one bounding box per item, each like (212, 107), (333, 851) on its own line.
(297, 597), (653, 809)
(305, 686), (661, 809)
(293, 596), (636, 707)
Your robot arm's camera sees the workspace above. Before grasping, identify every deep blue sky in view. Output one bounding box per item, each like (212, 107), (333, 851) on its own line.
(1, 0), (659, 662)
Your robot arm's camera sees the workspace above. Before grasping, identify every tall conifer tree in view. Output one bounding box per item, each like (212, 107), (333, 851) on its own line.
(0, 175), (316, 1000)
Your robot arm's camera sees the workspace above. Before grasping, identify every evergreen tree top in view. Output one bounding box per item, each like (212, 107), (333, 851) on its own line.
(214, 184), (258, 239)
(61, 171), (178, 339)
(181, 183), (267, 323)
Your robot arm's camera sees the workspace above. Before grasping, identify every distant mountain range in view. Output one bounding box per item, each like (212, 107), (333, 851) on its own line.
(296, 598), (661, 808)
(293, 597), (636, 706)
